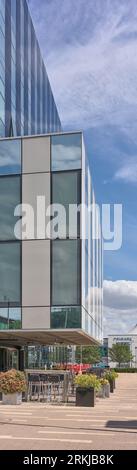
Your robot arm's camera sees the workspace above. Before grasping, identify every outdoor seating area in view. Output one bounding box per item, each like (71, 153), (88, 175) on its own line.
(26, 370), (76, 404)
(23, 369), (118, 406)
(0, 368), (118, 406)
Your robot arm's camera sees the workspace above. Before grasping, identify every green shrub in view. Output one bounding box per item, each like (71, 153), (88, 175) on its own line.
(114, 368), (137, 373)
(100, 378), (109, 386)
(75, 374), (101, 391)
(0, 369), (27, 395)
(104, 370), (118, 382)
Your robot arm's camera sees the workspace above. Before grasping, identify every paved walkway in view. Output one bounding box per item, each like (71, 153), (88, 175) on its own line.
(0, 373), (137, 450)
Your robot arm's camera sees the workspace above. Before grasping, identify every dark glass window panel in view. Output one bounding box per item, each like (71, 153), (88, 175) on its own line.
(0, 242), (21, 305)
(9, 308), (21, 329)
(51, 133), (81, 171)
(51, 306), (81, 329)
(0, 139), (21, 175)
(0, 308), (8, 329)
(0, 307), (21, 330)
(52, 171), (81, 238)
(0, 176), (21, 240)
(52, 240), (81, 306)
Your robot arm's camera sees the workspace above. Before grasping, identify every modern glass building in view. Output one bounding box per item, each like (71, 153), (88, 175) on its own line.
(0, 132), (103, 356)
(0, 1), (103, 370)
(0, 0), (61, 138)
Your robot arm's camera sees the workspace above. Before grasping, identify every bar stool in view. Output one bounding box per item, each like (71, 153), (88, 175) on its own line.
(28, 374), (41, 401)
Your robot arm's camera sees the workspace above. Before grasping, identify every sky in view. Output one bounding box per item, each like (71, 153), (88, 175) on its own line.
(28, 0), (137, 336)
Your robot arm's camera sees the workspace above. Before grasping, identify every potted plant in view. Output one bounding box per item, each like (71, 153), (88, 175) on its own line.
(0, 369), (27, 405)
(112, 371), (118, 389)
(104, 370), (118, 393)
(74, 374), (101, 407)
(97, 378), (110, 398)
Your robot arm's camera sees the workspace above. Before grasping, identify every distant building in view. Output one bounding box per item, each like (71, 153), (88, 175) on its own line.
(104, 324), (137, 368)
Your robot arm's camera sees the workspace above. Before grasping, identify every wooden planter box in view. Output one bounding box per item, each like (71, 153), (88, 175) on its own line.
(97, 384), (110, 398)
(76, 387), (95, 407)
(97, 386), (105, 398)
(2, 393), (22, 405)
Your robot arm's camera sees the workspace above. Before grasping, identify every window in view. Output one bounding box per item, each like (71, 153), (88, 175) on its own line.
(0, 308), (8, 329)
(51, 133), (82, 171)
(52, 171), (81, 237)
(52, 240), (81, 306)
(0, 176), (21, 240)
(51, 306), (81, 329)
(0, 242), (21, 306)
(0, 139), (21, 175)
(0, 307), (21, 330)
(9, 308), (21, 329)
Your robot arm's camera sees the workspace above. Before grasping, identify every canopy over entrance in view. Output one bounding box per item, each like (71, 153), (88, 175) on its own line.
(0, 329), (99, 348)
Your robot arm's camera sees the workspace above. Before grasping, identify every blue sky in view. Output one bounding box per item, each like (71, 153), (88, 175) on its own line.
(28, 0), (137, 334)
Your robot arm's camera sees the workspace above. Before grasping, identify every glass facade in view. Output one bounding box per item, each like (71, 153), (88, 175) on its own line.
(0, 138), (21, 174)
(52, 240), (81, 306)
(0, 136), (47, 331)
(0, 307), (21, 329)
(0, 136), (21, 326)
(51, 307), (81, 329)
(0, 0), (61, 137)
(0, 242), (21, 306)
(81, 137), (103, 341)
(0, 175), (20, 239)
(0, 133), (103, 344)
(51, 133), (81, 171)
(52, 171), (81, 238)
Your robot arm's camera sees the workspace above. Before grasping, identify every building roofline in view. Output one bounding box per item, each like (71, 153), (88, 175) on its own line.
(0, 131), (83, 142)
(108, 334), (137, 337)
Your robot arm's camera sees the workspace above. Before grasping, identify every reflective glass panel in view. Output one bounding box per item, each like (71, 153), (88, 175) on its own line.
(0, 176), (21, 240)
(0, 308), (8, 329)
(0, 242), (21, 305)
(52, 171), (81, 238)
(0, 118), (5, 137)
(51, 306), (81, 329)
(52, 240), (81, 306)
(51, 133), (81, 171)
(9, 308), (21, 329)
(0, 139), (21, 175)
(0, 307), (21, 330)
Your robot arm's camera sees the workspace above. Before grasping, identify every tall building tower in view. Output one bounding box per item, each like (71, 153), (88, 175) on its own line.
(0, 1), (103, 371)
(0, 0), (61, 137)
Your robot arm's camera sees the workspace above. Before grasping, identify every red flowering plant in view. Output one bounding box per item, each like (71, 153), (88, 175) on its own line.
(0, 369), (27, 395)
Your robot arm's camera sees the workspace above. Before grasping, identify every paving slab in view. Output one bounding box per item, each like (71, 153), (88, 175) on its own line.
(0, 373), (137, 450)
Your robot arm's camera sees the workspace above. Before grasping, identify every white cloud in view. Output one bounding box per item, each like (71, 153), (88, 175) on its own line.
(29, 0), (137, 133)
(104, 279), (137, 309)
(103, 307), (137, 336)
(114, 160), (137, 183)
(103, 280), (137, 336)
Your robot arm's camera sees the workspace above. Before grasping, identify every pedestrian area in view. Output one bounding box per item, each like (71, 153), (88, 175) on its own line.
(0, 374), (137, 450)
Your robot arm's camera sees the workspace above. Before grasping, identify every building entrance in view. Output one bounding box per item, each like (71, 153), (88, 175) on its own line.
(0, 348), (19, 371)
